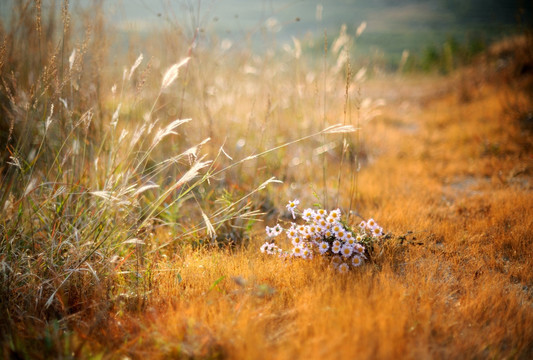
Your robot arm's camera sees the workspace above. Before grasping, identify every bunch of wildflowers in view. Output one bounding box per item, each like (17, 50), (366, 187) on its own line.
(260, 199), (384, 272)
(260, 241), (283, 255)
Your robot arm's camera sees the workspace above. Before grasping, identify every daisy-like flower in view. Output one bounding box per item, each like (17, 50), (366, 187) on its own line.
(265, 226), (273, 237)
(345, 237), (356, 247)
(307, 225), (319, 236)
(318, 218), (328, 228)
(331, 255), (342, 267)
(292, 245), (304, 257)
(302, 208), (315, 222)
(371, 226), (383, 238)
(336, 230), (347, 241)
(264, 226), (276, 238)
(260, 242), (270, 253)
(338, 262), (349, 273)
(316, 209), (328, 217)
(292, 236), (303, 247)
(326, 216), (337, 225)
(332, 244), (341, 254)
(313, 213), (324, 222)
(323, 229), (334, 238)
(286, 199), (300, 219)
(359, 221), (366, 229)
(340, 244), (353, 258)
(351, 255), (363, 267)
(318, 241), (329, 254)
(297, 224), (307, 234)
(266, 225), (283, 237)
(332, 224), (342, 233)
(367, 218), (377, 229)
(329, 208), (341, 221)
(267, 243), (280, 255)
(345, 232), (354, 242)
(302, 247), (312, 259)
(286, 226), (299, 240)
(356, 234), (364, 242)
(332, 240), (341, 248)
(354, 243), (365, 255)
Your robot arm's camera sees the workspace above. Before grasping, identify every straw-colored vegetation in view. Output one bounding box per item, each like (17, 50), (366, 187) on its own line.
(1, 2), (532, 359)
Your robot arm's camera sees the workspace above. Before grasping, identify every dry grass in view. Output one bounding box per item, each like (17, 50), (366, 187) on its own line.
(1, 2), (532, 359)
(88, 73), (532, 360)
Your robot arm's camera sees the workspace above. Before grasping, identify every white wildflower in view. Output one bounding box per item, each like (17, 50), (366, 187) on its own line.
(292, 237), (303, 247)
(286, 226), (299, 240)
(302, 208), (315, 222)
(341, 245), (353, 258)
(372, 226), (383, 238)
(329, 208), (341, 221)
(352, 255), (363, 267)
(338, 263), (349, 273)
(260, 242), (269, 253)
(354, 243), (365, 255)
(332, 224), (342, 233)
(332, 244), (341, 254)
(318, 241), (329, 254)
(292, 245), (304, 257)
(286, 199), (300, 219)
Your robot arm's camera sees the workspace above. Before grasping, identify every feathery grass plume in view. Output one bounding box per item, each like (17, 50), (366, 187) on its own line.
(257, 177), (283, 191)
(356, 21), (367, 37)
(323, 124), (358, 134)
(35, 0), (42, 38)
(133, 184), (160, 197)
(201, 210), (216, 240)
(332, 24), (349, 54)
(111, 103), (121, 127)
(173, 159), (212, 191)
(45, 103), (54, 131)
(292, 36), (302, 59)
(316, 4), (323, 21)
(151, 118), (192, 147)
(89, 190), (131, 206)
(123, 238), (145, 245)
(118, 129), (129, 144)
(355, 67), (367, 82)
(139, 158), (212, 229)
(68, 48), (75, 70)
(128, 53), (143, 80)
(161, 57), (190, 90)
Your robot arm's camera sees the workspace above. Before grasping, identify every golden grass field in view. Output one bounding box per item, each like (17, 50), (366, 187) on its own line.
(1, 2), (532, 359)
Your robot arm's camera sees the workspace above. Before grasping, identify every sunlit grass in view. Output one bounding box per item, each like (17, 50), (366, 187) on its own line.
(1, 1), (532, 359)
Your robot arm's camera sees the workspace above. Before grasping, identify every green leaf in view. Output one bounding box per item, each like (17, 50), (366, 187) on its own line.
(208, 275), (226, 292)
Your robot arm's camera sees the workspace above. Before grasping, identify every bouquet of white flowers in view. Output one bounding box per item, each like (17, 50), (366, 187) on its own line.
(260, 199), (384, 272)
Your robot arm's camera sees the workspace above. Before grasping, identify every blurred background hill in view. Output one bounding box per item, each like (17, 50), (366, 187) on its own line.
(1, 0), (530, 69)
